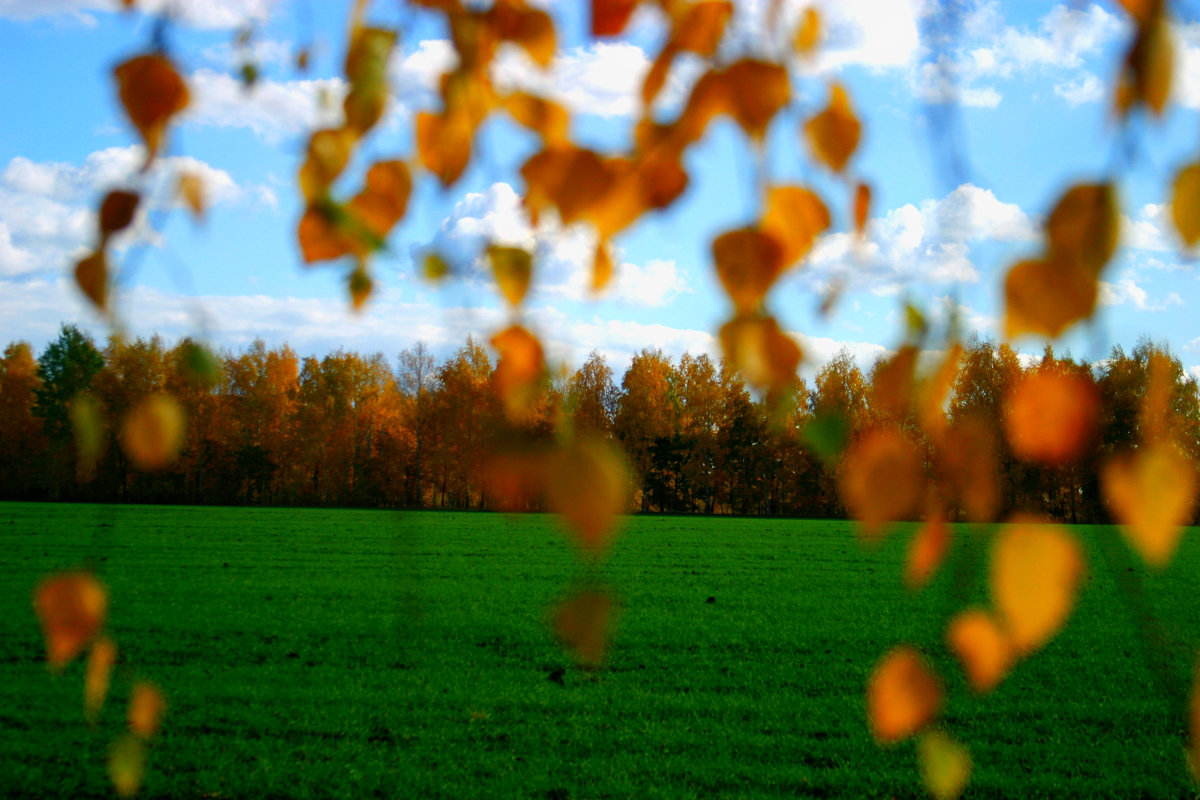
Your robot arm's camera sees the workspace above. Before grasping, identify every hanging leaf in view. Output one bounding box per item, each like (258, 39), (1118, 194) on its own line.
(918, 731), (972, 800)
(347, 159), (412, 247)
(840, 429), (924, 539)
(712, 227), (786, 313)
(1003, 256), (1098, 340)
(488, 3), (556, 68)
(108, 735), (145, 798)
(298, 203), (352, 264)
(917, 343), (963, 436)
(544, 437), (629, 554)
(503, 92), (570, 145)
(592, 239), (615, 293)
(343, 26), (397, 135)
(176, 171), (207, 222)
(938, 418), (999, 524)
(905, 511), (950, 590)
(348, 263), (373, 311)
(128, 682), (166, 739)
(794, 7), (821, 54)
(718, 314), (802, 395)
(521, 145), (618, 227)
(760, 186), (830, 268)
(804, 83), (861, 173)
(491, 324), (546, 421)
(121, 394), (185, 472)
(1118, 12), (1173, 117)
(869, 345), (918, 420)
(1045, 182), (1119, 276)
(671, 1), (733, 57)
(854, 181), (871, 235)
(867, 646), (942, 744)
(85, 637), (118, 724)
(552, 588), (615, 667)
(1172, 162), (1200, 247)
(422, 252), (450, 282)
(74, 250), (110, 312)
(70, 393), (106, 475)
(991, 516), (1084, 657)
(946, 609), (1012, 693)
(113, 53), (190, 165)
(802, 412), (847, 463)
(1004, 371), (1098, 466)
(416, 111), (474, 187)
(99, 190), (140, 238)
(298, 127), (357, 204)
(34, 571), (108, 671)
(592, 0), (639, 36)
(488, 245), (533, 307)
(1103, 442), (1198, 568)
(723, 59), (790, 141)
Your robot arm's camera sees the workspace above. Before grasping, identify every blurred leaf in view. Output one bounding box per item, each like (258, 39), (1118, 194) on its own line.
(1003, 255), (1097, 340)
(422, 252), (450, 282)
(298, 127), (357, 204)
(804, 83), (860, 172)
(488, 3), (556, 68)
(918, 731), (972, 800)
(298, 203), (351, 264)
(712, 227), (786, 313)
(840, 429), (924, 539)
(99, 190), (140, 238)
(490, 324), (546, 421)
(671, 1), (733, 56)
(544, 437), (629, 554)
(802, 412), (847, 463)
(348, 263), (373, 311)
(1045, 183), (1119, 276)
(867, 646), (941, 744)
(240, 62), (259, 88)
(1171, 163), (1200, 247)
(939, 418), (999, 524)
(1103, 442), (1197, 568)
(718, 313), (802, 395)
(917, 343), (962, 436)
(869, 345), (918, 420)
(905, 510), (950, 590)
(121, 394), (185, 472)
(347, 159), (412, 249)
(74, 250), (109, 311)
(488, 245), (533, 307)
(723, 59), (790, 141)
(1119, 12), (1172, 117)
(175, 171), (206, 222)
(181, 342), (220, 388)
(70, 393), (106, 475)
(85, 637), (118, 724)
(592, 0), (638, 36)
(991, 516), (1084, 657)
(946, 609), (1012, 693)
(592, 239), (614, 294)
(343, 26), (396, 135)
(854, 181), (871, 235)
(417, 111), (474, 187)
(794, 7), (821, 54)
(128, 682), (165, 739)
(1003, 371), (1098, 466)
(108, 734), (145, 798)
(113, 53), (190, 165)
(503, 92), (570, 145)
(34, 571), (107, 672)
(761, 185), (830, 268)
(552, 588), (615, 667)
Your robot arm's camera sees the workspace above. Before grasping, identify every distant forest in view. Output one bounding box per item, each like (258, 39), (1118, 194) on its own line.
(1, 324), (1196, 523)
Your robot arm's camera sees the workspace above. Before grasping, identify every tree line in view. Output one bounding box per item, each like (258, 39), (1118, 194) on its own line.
(1, 324), (1196, 523)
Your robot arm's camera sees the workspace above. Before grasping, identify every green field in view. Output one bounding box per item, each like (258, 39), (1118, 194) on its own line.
(2, 503), (1199, 798)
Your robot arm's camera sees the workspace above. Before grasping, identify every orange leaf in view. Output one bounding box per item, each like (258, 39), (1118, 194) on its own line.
(870, 345), (918, 420)
(760, 185), (830, 268)
(671, 1), (733, 57)
(723, 59), (790, 141)
(521, 145), (617, 226)
(489, 4), (556, 68)
(113, 54), (190, 164)
(34, 571), (107, 671)
(121, 394), (185, 471)
(642, 44), (678, 108)
(85, 637), (118, 723)
(1172, 162), (1200, 247)
(74, 250), (110, 311)
(804, 83), (861, 172)
(108, 735), (145, 799)
(718, 313), (802, 395)
(1003, 371), (1098, 466)
(176, 171), (206, 221)
(1103, 442), (1198, 568)
(488, 245), (533, 307)
(298, 127), (357, 204)
(490, 324), (546, 420)
(592, 239), (615, 293)
(343, 26), (397, 135)
(416, 111), (473, 186)
(99, 190), (140, 237)
(128, 682), (166, 739)
(794, 7), (821, 54)
(840, 429), (924, 538)
(906, 511), (950, 590)
(347, 159), (412, 246)
(853, 181), (871, 235)
(552, 588), (615, 667)
(1045, 182), (1119, 276)
(482, 448), (546, 512)
(592, 0), (638, 36)
(918, 731), (972, 800)
(939, 418), (999, 524)
(991, 516), (1084, 656)
(544, 437), (629, 554)
(867, 646), (942, 744)
(712, 227), (786, 313)
(1003, 255), (1098, 340)
(1120, 13), (1172, 117)
(298, 205), (351, 264)
(946, 609), (1012, 693)
(503, 92), (570, 145)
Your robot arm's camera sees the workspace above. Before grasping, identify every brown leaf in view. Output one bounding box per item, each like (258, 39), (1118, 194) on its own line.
(108, 735), (145, 799)
(1120, 12), (1173, 116)
(176, 171), (206, 221)
(113, 54), (190, 164)
(712, 227), (786, 313)
(592, 0), (639, 36)
(1103, 442), (1198, 568)
(128, 682), (166, 739)
(1045, 183), (1119, 276)
(671, 1), (733, 56)
(939, 418), (999, 524)
(867, 646), (942, 744)
(723, 59), (790, 141)
(1004, 371), (1098, 466)
(804, 83), (861, 172)
(854, 181), (871, 235)
(1172, 162), (1200, 247)
(416, 111), (474, 186)
(85, 637), (118, 723)
(34, 571), (108, 671)
(521, 145), (618, 227)
(918, 731), (972, 800)
(544, 437), (629, 554)
(760, 185), (830, 268)
(489, 3), (556, 68)
(99, 190), (140, 237)
(488, 245), (533, 307)
(991, 516), (1084, 656)
(348, 264), (373, 311)
(870, 345), (918, 420)
(840, 429), (924, 538)
(490, 324), (546, 420)
(946, 609), (1012, 693)
(121, 394), (185, 471)
(552, 588), (615, 667)
(1003, 255), (1098, 340)
(503, 92), (570, 145)
(718, 313), (802, 395)
(74, 250), (110, 311)
(422, 252), (450, 282)
(298, 127), (357, 204)
(906, 510), (950, 590)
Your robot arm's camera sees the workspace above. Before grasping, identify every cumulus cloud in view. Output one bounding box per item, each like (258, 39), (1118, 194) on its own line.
(0, 0), (280, 28)
(1099, 277), (1183, 311)
(1054, 73), (1104, 105)
(418, 182), (688, 307)
(187, 69), (347, 142)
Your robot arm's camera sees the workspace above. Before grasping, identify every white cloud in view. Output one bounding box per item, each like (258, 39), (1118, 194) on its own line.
(1054, 73), (1104, 105)
(1099, 277), (1183, 311)
(418, 182), (688, 307)
(794, 334), (888, 379)
(187, 69), (346, 142)
(0, 0), (280, 28)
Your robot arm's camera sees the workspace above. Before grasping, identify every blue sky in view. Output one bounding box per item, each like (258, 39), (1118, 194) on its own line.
(2, 0), (1200, 380)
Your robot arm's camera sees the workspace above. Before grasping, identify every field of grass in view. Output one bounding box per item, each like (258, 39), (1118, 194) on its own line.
(2, 502), (1199, 798)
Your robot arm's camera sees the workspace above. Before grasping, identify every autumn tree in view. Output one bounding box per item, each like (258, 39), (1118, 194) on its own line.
(0, 342), (45, 499)
(397, 342), (437, 507)
(567, 350), (618, 437)
(34, 325), (105, 497)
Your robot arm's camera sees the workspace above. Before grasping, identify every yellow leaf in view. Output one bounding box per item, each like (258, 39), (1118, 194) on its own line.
(1045, 183), (1119, 276)
(866, 646), (941, 744)
(552, 588), (615, 667)
(1003, 371), (1098, 466)
(718, 313), (802, 395)
(592, 239), (614, 293)
(1003, 255), (1098, 340)
(113, 54), (190, 165)
(74, 250), (109, 311)
(121, 394), (185, 472)
(1172, 163), (1200, 247)
(488, 245), (533, 307)
(1121, 13), (1173, 116)
(918, 731), (972, 800)
(991, 516), (1084, 656)
(905, 510), (950, 590)
(176, 171), (206, 222)
(712, 227), (786, 313)
(108, 735), (145, 798)
(422, 252), (450, 282)
(298, 127), (357, 204)
(503, 92), (570, 145)
(490, 324), (546, 421)
(840, 429), (924, 539)
(99, 190), (140, 238)
(804, 83), (861, 172)
(946, 609), (1012, 693)
(343, 26), (397, 135)
(416, 111), (474, 187)
(1103, 442), (1198, 568)
(544, 437), (629, 554)
(761, 185), (830, 268)
(85, 637), (118, 724)
(128, 682), (166, 739)
(794, 7), (821, 54)
(34, 571), (107, 671)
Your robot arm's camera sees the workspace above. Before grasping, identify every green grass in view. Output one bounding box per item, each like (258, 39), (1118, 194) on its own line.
(1, 503), (1199, 798)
